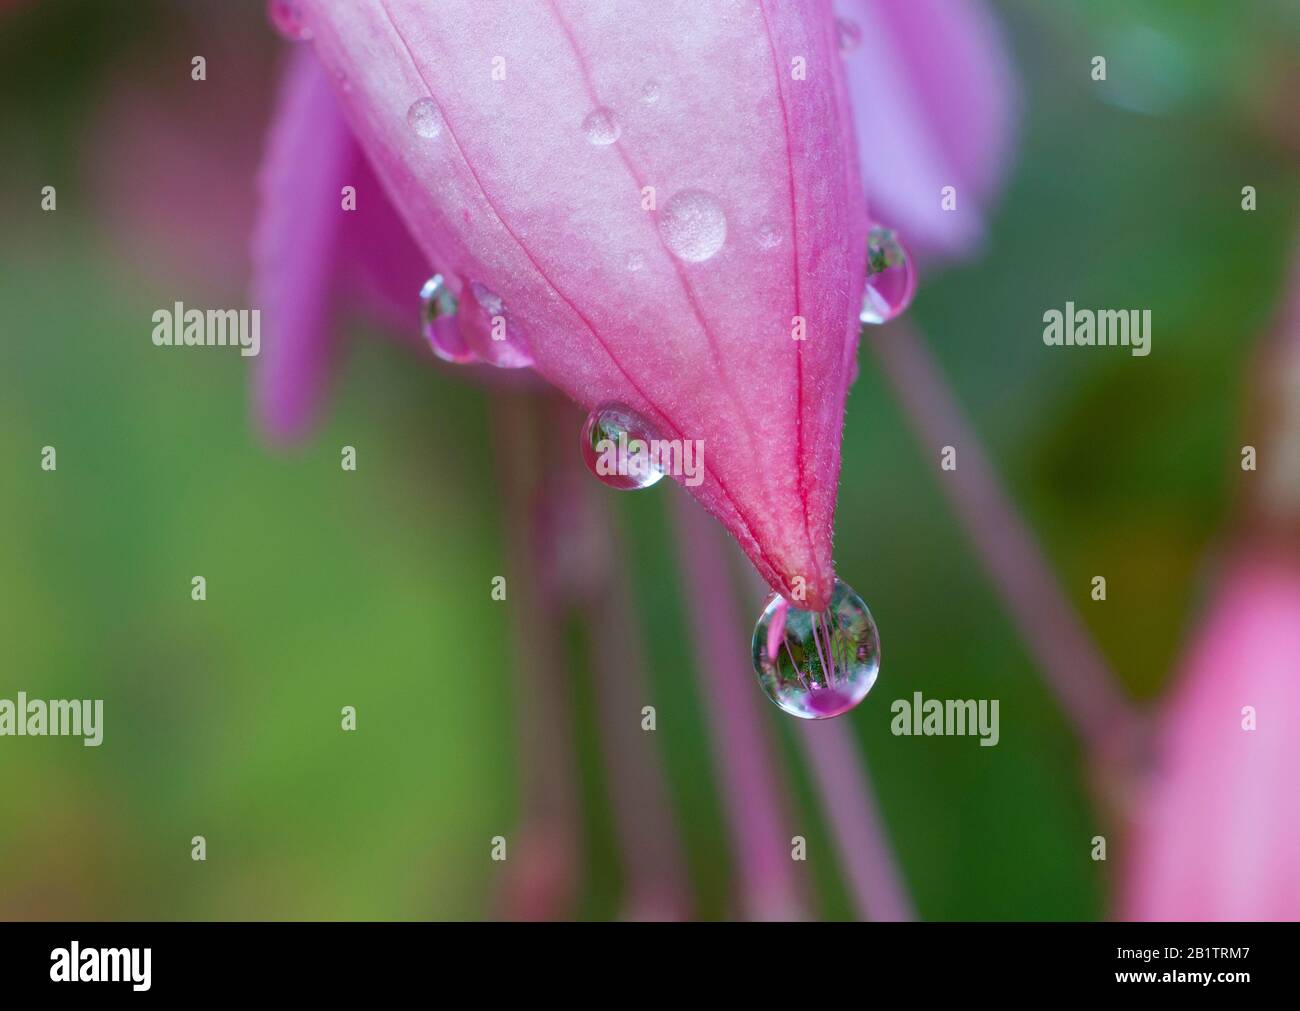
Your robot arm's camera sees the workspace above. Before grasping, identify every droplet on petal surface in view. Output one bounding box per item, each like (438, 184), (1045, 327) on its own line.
(467, 282), (534, 369)
(751, 579), (880, 719)
(835, 17), (862, 54)
(756, 222), (782, 249)
(267, 0), (312, 41)
(582, 107), (621, 146)
(420, 275), (475, 364)
(407, 97), (443, 139)
(581, 403), (665, 491)
(641, 80), (661, 105)
(859, 224), (916, 325)
(659, 190), (727, 263)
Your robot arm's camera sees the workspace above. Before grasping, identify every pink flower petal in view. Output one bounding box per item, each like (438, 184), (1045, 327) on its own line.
(836, 0), (1018, 259)
(1122, 550), (1300, 921)
(300, 0), (866, 608)
(252, 47), (356, 443)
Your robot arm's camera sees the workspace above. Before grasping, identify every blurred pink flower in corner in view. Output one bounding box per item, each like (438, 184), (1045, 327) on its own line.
(835, 0), (1018, 260)
(1121, 549), (1300, 921)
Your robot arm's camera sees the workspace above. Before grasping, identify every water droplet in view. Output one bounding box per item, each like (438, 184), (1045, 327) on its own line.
(859, 224), (916, 325)
(626, 252), (646, 272)
(751, 579), (880, 719)
(420, 275), (475, 364)
(267, 0), (312, 41)
(470, 281), (504, 317)
(407, 98), (443, 139)
(580, 403), (664, 491)
(659, 190), (727, 263)
(835, 17), (862, 53)
(756, 222), (782, 249)
(641, 80), (661, 105)
(582, 107), (621, 146)
(467, 282), (534, 369)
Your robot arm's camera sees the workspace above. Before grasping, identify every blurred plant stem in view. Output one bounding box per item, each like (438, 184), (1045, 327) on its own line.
(670, 490), (807, 919)
(489, 391), (580, 920)
(797, 722), (916, 921)
(736, 567), (915, 921)
(554, 399), (692, 921)
(868, 323), (1141, 761)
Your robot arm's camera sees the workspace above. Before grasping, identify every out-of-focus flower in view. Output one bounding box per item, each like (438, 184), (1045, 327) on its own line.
(1123, 243), (1300, 921)
(252, 47), (430, 441)
(276, 0), (866, 609)
(1121, 548), (1300, 921)
(835, 0), (1018, 260)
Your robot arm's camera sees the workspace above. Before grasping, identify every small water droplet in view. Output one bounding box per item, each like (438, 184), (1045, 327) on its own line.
(756, 222), (782, 249)
(659, 190), (727, 264)
(641, 80), (660, 104)
(752, 579), (880, 719)
(267, 0), (312, 41)
(835, 17), (862, 53)
(626, 252), (646, 272)
(582, 107), (621, 145)
(859, 224), (916, 325)
(420, 275), (475, 364)
(407, 98), (443, 139)
(467, 282), (534, 368)
(581, 403), (664, 491)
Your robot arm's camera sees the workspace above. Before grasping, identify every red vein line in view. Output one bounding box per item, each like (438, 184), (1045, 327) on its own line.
(375, 0), (786, 580)
(755, 0), (819, 581)
(544, 0), (789, 570)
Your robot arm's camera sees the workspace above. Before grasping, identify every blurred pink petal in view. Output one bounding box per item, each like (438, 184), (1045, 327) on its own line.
(253, 45), (444, 440)
(252, 47), (356, 442)
(300, 0), (865, 608)
(90, 36), (272, 292)
(1122, 550), (1300, 921)
(835, 0), (1018, 259)
(336, 133), (435, 341)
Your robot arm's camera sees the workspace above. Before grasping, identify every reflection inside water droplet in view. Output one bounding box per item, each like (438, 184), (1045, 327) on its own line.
(420, 275), (475, 364)
(580, 403), (664, 491)
(407, 98), (443, 139)
(267, 0), (312, 41)
(751, 579), (880, 719)
(582, 107), (621, 145)
(860, 224), (916, 325)
(659, 190), (727, 263)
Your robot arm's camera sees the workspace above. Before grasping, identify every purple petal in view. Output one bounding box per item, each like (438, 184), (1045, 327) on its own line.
(251, 47), (356, 443)
(837, 0), (1019, 259)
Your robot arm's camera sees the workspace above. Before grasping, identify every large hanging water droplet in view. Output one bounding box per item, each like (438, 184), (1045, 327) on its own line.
(267, 0), (312, 41)
(835, 17), (862, 53)
(580, 403), (664, 491)
(659, 190), (727, 263)
(420, 275), (475, 364)
(407, 98), (443, 139)
(751, 579), (880, 719)
(582, 107), (621, 146)
(859, 224), (916, 325)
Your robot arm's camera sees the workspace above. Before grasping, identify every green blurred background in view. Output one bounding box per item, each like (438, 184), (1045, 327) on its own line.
(1, 0), (1297, 920)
